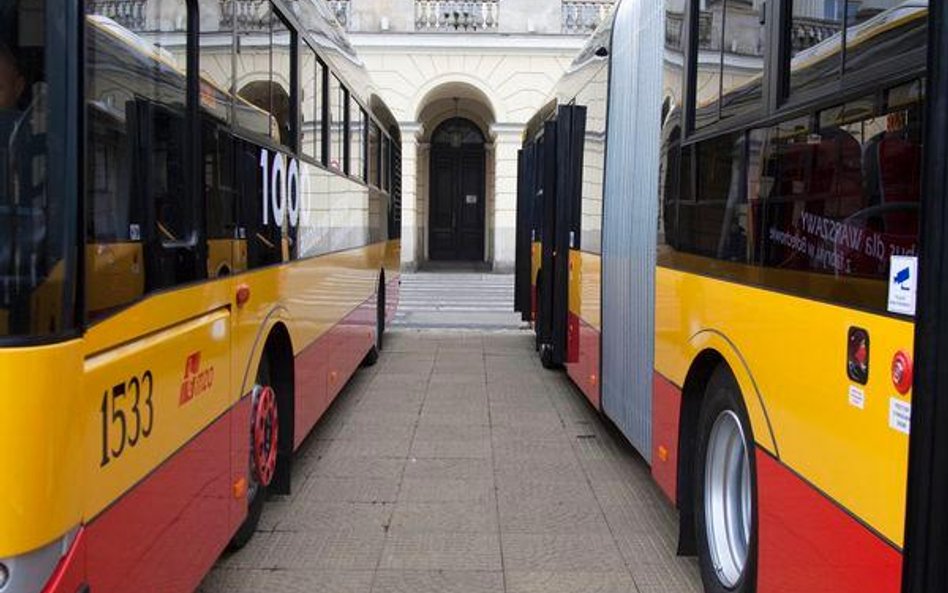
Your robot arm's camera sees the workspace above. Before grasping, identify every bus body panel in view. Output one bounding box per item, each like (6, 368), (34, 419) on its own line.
(565, 249), (601, 408)
(756, 450), (902, 593)
(651, 371), (681, 504)
(83, 307), (233, 521)
(654, 265), (913, 547)
(0, 341), (85, 556)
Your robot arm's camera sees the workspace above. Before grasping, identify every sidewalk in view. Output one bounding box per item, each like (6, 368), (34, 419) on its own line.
(199, 329), (701, 593)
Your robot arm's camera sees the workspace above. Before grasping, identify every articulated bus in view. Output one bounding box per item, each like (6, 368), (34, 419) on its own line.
(516, 0), (934, 591)
(0, 1), (401, 592)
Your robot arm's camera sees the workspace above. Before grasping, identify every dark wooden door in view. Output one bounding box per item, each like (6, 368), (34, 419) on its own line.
(429, 146), (485, 261)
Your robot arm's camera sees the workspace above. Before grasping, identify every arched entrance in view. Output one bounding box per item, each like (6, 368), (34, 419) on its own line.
(428, 117), (486, 261)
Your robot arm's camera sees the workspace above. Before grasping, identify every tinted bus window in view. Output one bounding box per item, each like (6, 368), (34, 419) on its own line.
(694, 0), (724, 128)
(382, 135), (391, 192)
(350, 101), (364, 180)
(235, 1), (275, 140)
(678, 133), (751, 262)
(199, 0), (233, 123)
(696, 0), (765, 126)
(367, 120), (380, 186)
(271, 15), (292, 148)
(0, 0), (73, 338)
(86, 2), (198, 320)
(300, 42), (321, 161)
(329, 74), (345, 171)
(756, 81), (923, 310)
(720, 0), (764, 119)
(787, 0), (843, 96)
(844, 0), (926, 79)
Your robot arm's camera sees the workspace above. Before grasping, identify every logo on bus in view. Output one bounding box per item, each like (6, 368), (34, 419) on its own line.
(180, 351), (215, 406)
(260, 148), (302, 229)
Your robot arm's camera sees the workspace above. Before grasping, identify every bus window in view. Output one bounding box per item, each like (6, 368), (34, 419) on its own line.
(678, 133), (751, 262)
(844, 0), (927, 80)
(271, 14), (292, 148)
(694, 0), (724, 128)
(300, 42), (321, 162)
(350, 101), (364, 181)
(756, 82), (923, 310)
(382, 135), (391, 192)
(0, 0), (73, 338)
(720, 0), (764, 119)
(199, 0), (233, 123)
(233, 0), (271, 139)
(786, 0), (844, 97)
(85, 1), (198, 320)
(367, 120), (380, 186)
(328, 74), (346, 171)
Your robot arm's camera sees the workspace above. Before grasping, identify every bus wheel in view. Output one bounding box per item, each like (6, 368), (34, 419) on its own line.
(362, 272), (385, 367)
(694, 366), (757, 593)
(539, 343), (556, 369)
(230, 362), (280, 550)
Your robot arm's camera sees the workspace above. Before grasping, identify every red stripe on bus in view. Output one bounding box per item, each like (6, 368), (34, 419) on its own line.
(756, 449), (902, 593)
(565, 317), (600, 409)
(651, 372), (681, 504)
(76, 398), (248, 593)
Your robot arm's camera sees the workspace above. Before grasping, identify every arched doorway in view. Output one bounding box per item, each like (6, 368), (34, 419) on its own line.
(428, 118), (486, 261)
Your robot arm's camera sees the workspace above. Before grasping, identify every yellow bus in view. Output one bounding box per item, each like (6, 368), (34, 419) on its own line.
(517, 0), (927, 591)
(0, 1), (401, 592)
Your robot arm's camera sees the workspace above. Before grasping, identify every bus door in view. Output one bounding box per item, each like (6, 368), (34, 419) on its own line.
(537, 105), (585, 368)
(536, 119), (558, 363)
(515, 145), (535, 321)
(557, 104), (586, 366)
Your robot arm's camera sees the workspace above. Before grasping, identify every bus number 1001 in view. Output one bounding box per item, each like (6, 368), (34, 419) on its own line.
(100, 371), (155, 467)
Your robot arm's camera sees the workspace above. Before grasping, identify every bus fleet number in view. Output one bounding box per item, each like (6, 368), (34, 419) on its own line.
(100, 371), (154, 467)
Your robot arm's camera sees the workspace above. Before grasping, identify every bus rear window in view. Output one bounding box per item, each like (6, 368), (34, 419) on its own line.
(0, 0), (75, 339)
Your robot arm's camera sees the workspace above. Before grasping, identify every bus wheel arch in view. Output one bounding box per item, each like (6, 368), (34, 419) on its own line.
(261, 322), (295, 496)
(676, 346), (768, 592)
(676, 349), (727, 556)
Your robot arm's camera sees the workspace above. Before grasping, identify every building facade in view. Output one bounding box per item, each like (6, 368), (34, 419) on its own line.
(339, 0), (610, 271)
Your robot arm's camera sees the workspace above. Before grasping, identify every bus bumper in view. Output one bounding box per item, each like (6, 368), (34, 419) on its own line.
(39, 528), (87, 593)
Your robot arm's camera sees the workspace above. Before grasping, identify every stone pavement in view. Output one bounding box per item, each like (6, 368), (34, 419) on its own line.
(199, 329), (702, 593)
(392, 273), (525, 330)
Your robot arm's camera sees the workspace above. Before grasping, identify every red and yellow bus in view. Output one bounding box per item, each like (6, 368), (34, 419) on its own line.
(0, 1), (401, 592)
(517, 0), (929, 591)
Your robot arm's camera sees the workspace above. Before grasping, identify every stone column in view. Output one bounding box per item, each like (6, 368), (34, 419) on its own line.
(399, 123), (421, 270)
(490, 124), (523, 273)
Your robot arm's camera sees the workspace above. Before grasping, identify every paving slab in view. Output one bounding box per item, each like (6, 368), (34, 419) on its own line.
(199, 328), (701, 593)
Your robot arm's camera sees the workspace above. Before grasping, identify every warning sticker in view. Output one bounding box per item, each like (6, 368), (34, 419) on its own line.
(848, 385), (865, 410)
(887, 255), (918, 316)
(889, 397), (911, 434)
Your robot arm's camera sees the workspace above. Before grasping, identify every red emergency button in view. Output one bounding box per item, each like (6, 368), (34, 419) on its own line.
(892, 351), (913, 395)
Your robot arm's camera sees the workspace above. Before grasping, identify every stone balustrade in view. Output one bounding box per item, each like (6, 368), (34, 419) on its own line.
(86, 0), (147, 30)
(327, 0), (352, 29)
(561, 0), (613, 34)
(414, 0), (499, 32)
(791, 16), (842, 52)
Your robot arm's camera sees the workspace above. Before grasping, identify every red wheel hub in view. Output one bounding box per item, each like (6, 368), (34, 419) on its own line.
(252, 385), (279, 487)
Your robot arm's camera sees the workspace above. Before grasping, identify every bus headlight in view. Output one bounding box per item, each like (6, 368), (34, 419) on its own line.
(0, 528), (78, 593)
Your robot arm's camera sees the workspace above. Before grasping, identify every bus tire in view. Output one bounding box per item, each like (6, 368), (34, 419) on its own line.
(539, 343), (556, 369)
(229, 354), (280, 550)
(361, 272), (385, 367)
(694, 365), (758, 593)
